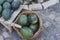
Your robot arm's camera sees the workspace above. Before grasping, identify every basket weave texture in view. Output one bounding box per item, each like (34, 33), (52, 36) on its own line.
(13, 11), (42, 39)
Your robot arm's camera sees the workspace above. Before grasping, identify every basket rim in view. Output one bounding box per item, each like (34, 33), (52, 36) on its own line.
(13, 10), (42, 39)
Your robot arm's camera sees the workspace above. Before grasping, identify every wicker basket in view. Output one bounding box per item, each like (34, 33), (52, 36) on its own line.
(13, 11), (42, 39)
(27, 0), (32, 2)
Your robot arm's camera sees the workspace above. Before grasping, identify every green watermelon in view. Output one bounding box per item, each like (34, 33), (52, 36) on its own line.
(20, 27), (33, 39)
(0, 0), (5, 5)
(30, 24), (38, 32)
(0, 5), (2, 17)
(3, 2), (11, 9)
(0, 5), (2, 13)
(2, 9), (12, 20)
(12, 0), (20, 10)
(6, 0), (13, 3)
(28, 14), (38, 24)
(18, 14), (27, 26)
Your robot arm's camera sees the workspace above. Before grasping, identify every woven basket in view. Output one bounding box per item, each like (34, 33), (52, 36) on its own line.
(13, 11), (42, 39)
(27, 0), (32, 2)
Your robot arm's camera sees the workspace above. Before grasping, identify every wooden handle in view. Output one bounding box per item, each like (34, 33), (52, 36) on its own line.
(14, 24), (21, 28)
(27, 0), (32, 2)
(0, 18), (22, 29)
(4, 21), (22, 28)
(11, 23), (22, 28)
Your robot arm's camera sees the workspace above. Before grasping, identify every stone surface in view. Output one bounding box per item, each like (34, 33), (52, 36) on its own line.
(2, 32), (10, 38)
(48, 14), (56, 20)
(5, 38), (12, 40)
(0, 0), (60, 40)
(2, 28), (7, 32)
(0, 35), (4, 40)
(43, 21), (51, 28)
(55, 17), (60, 23)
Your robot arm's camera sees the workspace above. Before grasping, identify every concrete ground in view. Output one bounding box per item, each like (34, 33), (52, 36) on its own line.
(0, 1), (60, 40)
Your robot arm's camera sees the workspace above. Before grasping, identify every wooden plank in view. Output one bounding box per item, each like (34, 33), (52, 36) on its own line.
(42, 0), (59, 9)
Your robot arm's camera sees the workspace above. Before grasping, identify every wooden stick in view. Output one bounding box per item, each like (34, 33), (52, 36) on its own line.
(0, 18), (22, 31)
(27, 0), (32, 2)
(0, 22), (12, 32)
(42, 0), (59, 9)
(4, 21), (22, 29)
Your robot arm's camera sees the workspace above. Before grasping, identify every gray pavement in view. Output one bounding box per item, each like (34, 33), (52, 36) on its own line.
(0, 1), (60, 40)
